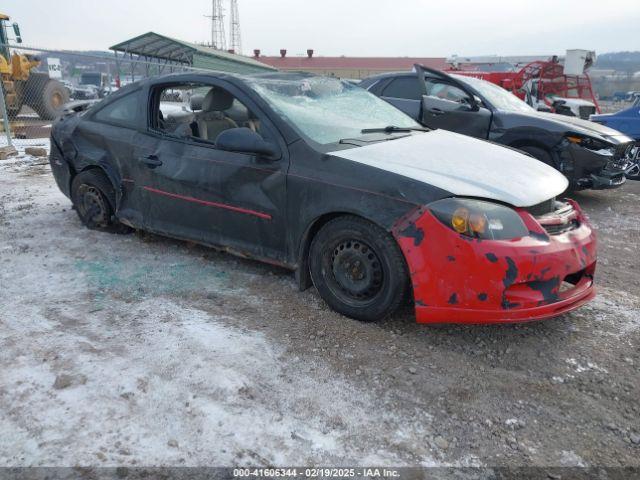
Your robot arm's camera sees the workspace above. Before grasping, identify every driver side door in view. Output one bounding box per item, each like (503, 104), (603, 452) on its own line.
(420, 78), (492, 138)
(128, 79), (289, 264)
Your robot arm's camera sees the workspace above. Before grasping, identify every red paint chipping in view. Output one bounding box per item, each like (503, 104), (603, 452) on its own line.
(393, 201), (597, 324)
(143, 186), (272, 220)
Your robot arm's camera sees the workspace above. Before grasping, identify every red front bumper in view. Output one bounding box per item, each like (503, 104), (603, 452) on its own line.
(393, 200), (597, 324)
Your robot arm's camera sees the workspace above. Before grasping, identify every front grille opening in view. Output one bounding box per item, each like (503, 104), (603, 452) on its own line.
(526, 198), (556, 216)
(565, 269), (585, 286)
(559, 281), (576, 293)
(557, 269), (592, 295)
(534, 201), (580, 236)
(543, 220), (580, 236)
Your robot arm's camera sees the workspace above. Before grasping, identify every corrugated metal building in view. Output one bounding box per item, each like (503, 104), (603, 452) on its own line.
(111, 32), (276, 74)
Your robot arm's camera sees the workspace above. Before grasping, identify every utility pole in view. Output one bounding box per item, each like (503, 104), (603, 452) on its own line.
(229, 0), (242, 55)
(205, 0), (227, 50)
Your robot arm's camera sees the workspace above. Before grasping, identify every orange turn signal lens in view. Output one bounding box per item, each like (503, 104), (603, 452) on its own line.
(451, 207), (469, 233)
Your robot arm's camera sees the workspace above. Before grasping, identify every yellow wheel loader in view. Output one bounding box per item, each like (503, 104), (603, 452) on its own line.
(0, 12), (69, 120)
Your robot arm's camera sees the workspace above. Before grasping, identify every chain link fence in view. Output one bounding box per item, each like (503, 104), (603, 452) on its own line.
(2, 43), (639, 151)
(0, 43), (197, 150)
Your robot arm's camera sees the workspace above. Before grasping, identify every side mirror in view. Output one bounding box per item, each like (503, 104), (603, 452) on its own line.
(460, 94), (480, 112)
(537, 105), (552, 112)
(458, 98), (479, 112)
(449, 96), (479, 112)
(12, 23), (21, 37)
(215, 127), (279, 158)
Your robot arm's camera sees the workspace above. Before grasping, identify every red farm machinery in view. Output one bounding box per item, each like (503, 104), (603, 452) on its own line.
(446, 50), (600, 119)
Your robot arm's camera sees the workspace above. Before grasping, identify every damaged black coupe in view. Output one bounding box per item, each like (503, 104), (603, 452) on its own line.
(360, 65), (635, 190)
(49, 72), (596, 323)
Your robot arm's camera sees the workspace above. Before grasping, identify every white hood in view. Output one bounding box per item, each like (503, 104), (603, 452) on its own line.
(329, 130), (568, 207)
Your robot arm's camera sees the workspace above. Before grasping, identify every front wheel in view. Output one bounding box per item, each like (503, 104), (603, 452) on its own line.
(518, 145), (554, 167)
(309, 216), (409, 322)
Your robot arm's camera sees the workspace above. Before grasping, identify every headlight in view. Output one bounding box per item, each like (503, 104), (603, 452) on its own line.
(428, 198), (529, 240)
(566, 134), (611, 154)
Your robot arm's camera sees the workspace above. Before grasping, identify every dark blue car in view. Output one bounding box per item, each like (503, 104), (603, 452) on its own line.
(591, 97), (640, 141)
(591, 98), (640, 179)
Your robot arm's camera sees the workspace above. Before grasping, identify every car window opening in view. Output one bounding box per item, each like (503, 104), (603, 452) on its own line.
(153, 84), (265, 145)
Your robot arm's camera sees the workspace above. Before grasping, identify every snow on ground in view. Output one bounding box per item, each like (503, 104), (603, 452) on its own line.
(1, 146), (639, 468)
(2, 296), (426, 466)
(0, 148), (437, 466)
(0, 137), (50, 153)
(578, 286), (640, 337)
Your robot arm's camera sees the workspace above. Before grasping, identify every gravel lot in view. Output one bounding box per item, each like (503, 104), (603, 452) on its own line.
(1, 144), (639, 468)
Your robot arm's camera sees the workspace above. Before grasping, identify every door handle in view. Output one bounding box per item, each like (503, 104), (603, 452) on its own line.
(428, 108), (445, 116)
(140, 154), (163, 168)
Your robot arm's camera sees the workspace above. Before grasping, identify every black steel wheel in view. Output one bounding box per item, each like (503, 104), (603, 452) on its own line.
(330, 239), (384, 302)
(71, 170), (129, 233)
(309, 215), (409, 322)
(78, 184), (108, 225)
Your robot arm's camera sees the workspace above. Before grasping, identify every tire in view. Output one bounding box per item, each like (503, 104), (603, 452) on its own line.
(309, 215), (409, 322)
(71, 170), (128, 233)
(518, 145), (554, 167)
(25, 74), (69, 120)
(518, 145), (577, 191)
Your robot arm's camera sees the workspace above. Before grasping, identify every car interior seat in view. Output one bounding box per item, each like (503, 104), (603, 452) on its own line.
(224, 100), (261, 133)
(190, 94), (205, 112)
(196, 88), (238, 141)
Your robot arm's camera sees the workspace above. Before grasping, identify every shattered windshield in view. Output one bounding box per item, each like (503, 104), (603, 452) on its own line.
(454, 75), (536, 114)
(247, 76), (421, 145)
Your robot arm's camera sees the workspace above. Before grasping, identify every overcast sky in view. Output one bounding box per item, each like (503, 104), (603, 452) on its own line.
(5, 0), (639, 57)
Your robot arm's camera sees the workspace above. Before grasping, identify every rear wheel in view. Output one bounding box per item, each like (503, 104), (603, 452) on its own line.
(71, 170), (128, 233)
(309, 216), (408, 322)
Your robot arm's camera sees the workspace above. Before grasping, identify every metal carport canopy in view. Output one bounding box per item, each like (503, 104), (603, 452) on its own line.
(110, 32), (277, 74)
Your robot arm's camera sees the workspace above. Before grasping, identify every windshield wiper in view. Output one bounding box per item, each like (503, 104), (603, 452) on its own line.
(361, 125), (430, 134)
(339, 133), (412, 146)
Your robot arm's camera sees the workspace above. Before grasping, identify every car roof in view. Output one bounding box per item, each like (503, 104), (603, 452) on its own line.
(136, 70), (323, 87)
(359, 70), (464, 87)
(360, 71), (416, 83)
